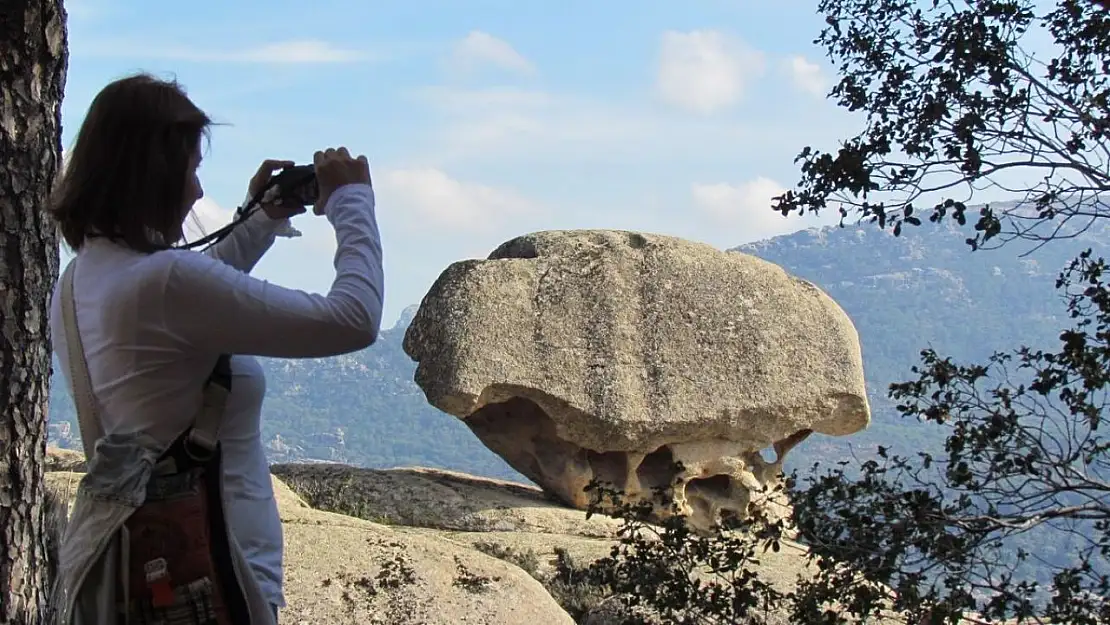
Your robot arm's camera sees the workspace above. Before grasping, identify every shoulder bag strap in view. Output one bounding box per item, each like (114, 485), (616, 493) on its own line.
(60, 260), (103, 457)
(59, 258), (231, 461)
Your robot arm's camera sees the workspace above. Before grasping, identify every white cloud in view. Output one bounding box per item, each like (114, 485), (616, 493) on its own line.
(692, 177), (790, 231)
(406, 85), (754, 165)
(690, 177), (846, 248)
(82, 39), (372, 64)
(376, 167), (545, 231)
(656, 30), (766, 115)
(420, 88), (642, 156)
(450, 31), (535, 75)
(786, 55), (828, 97)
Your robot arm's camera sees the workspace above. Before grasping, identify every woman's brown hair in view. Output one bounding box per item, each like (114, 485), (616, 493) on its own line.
(50, 72), (212, 253)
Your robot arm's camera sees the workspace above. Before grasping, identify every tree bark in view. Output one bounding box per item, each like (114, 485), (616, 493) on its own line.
(0, 1), (68, 622)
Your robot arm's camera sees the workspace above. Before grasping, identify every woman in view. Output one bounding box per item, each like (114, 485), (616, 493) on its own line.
(47, 73), (384, 623)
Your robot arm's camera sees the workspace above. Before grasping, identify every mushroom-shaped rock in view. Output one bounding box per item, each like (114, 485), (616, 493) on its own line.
(403, 230), (870, 530)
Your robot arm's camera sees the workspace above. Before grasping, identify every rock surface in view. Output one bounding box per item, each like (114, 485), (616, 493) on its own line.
(403, 229), (871, 529)
(270, 463), (622, 538)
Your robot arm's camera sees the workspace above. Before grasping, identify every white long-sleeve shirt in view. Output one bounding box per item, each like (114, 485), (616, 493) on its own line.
(49, 182), (385, 608)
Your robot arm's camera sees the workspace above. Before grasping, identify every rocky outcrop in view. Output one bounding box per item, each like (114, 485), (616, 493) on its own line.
(403, 229), (870, 530)
(269, 463), (625, 583)
(270, 463), (623, 538)
(262, 462), (827, 616)
(277, 502), (575, 625)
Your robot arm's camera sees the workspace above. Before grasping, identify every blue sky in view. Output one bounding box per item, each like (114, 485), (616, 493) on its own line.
(62, 0), (868, 325)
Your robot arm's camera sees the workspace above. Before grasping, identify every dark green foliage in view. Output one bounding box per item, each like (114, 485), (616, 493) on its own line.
(582, 479), (790, 625)
(470, 540), (543, 579)
(768, 1), (1110, 623)
(543, 548), (612, 623)
(788, 253), (1110, 625)
(772, 0), (1109, 253)
(467, 540), (610, 621)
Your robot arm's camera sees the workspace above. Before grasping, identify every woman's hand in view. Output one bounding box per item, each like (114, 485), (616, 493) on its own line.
(313, 147), (372, 215)
(249, 159), (309, 220)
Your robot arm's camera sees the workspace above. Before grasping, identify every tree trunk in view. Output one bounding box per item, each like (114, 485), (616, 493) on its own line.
(0, 1), (68, 622)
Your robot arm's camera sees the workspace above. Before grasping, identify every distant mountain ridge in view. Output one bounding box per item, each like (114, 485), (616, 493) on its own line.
(46, 215), (1110, 483)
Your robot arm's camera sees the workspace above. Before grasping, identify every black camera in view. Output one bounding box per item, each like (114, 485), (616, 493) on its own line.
(269, 164), (319, 206)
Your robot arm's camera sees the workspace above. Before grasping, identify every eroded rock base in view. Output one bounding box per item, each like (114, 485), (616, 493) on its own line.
(464, 396), (810, 532)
